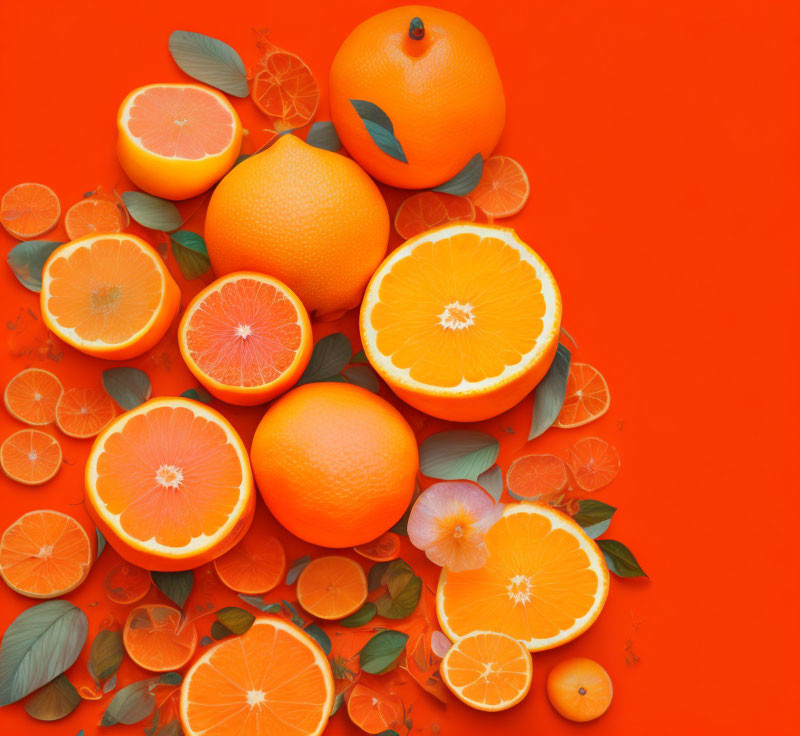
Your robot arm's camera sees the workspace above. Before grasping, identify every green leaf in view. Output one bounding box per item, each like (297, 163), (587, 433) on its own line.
(200, 636), (213, 647)
(7, 240), (62, 292)
(350, 100), (407, 164)
(151, 570), (193, 609)
(433, 154), (483, 196)
(24, 674), (80, 721)
(152, 720), (183, 736)
(358, 630), (408, 674)
(304, 624), (331, 655)
(477, 464), (503, 502)
(158, 672), (183, 686)
(100, 677), (158, 726)
(181, 387), (213, 404)
(121, 191), (182, 231)
(597, 539), (647, 577)
(389, 481), (420, 537)
(350, 350), (368, 364)
(88, 629), (124, 683)
(529, 343), (571, 440)
(216, 607), (255, 635)
(210, 621), (234, 640)
(237, 594), (282, 613)
(95, 528), (106, 559)
(376, 574), (421, 619)
(376, 732), (401, 736)
(339, 602), (377, 628)
(286, 555), (311, 585)
(367, 561), (392, 591)
(419, 431), (499, 482)
(102, 367), (152, 410)
(343, 364), (379, 393)
(384, 559), (413, 598)
(169, 30), (249, 97)
(330, 691), (344, 716)
(170, 231), (210, 280)
(297, 333), (352, 385)
(573, 500), (617, 539)
(0, 600), (88, 706)
(306, 121), (341, 151)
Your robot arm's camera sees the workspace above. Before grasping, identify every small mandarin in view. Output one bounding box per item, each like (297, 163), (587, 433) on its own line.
(547, 657), (613, 722)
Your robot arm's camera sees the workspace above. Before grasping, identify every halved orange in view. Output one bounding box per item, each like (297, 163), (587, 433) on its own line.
(468, 156), (530, 219)
(555, 364), (611, 428)
(360, 223), (562, 422)
(506, 454), (568, 499)
(353, 531), (401, 562)
(180, 617), (334, 736)
(565, 438), (620, 492)
(440, 631), (532, 711)
(4, 368), (63, 426)
(55, 387), (116, 438)
(123, 604), (197, 672)
(0, 510), (93, 598)
(296, 556), (368, 620)
(0, 183), (61, 239)
(85, 397), (255, 571)
(1, 429), (62, 485)
(105, 562), (152, 604)
(179, 272), (312, 406)
(64, 197), (126, 240)
(41, 233), (180, 360)
(117, 83), (243, 200)
(437, 504), (609, 651)
(394, 191), (476, 240)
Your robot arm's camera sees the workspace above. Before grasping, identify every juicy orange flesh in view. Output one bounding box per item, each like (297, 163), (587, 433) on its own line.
(1, 183), (59, 235)
(57, 388), (115, 437)
(441, 512), (600, 641)
(185, 278), (303, 388)
(506, 455), (568, 497)
(125, 605), (195, 669)
(558, 365), (609, 425)
(95, 405), (243, 548)
(2, 430), (60, 483)
(348, 683), (401, 732)
(5, 369), (61, 424)
(214, 534), (285, 593)
(253, 52), (318, 128)
(469, 157), (528, 215)
(183, 623), (330, 736)
(370, 233), (546, 387)
(297, 558), (366, 617)
(0, 511), (89, 595)
(66, 199), (125, 239)
(127, 86), (234, 159)
(105, 563), (151, 604)
(565, 439), (620, 491)
(46, 238), (162, 344)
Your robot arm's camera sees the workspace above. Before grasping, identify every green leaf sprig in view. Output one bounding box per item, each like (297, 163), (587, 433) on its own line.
(169, 230), (211, 280)
(350, 100), (407, 163)
(306, 121), (341, 152)
(419, 430), (499, 482)
(529, 342), (570, 439)
(168, 31), (248, 97)
(121, 191), (182, 232)
(358, 630), (409, 674)
(433, 154), (483, 196)
(7, 240), (62, 292)
(102, 367), (152, 411)
(151, 570), (194, 609)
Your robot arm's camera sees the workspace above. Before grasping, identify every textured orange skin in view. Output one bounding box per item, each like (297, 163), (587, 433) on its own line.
(547, 657), (613, 722)
(250, 382), (418, 548)
(329, 5), (505, 189)
(204, 135), (389, 319)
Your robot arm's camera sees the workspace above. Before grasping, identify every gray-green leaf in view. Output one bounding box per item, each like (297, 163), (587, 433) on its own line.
(339, 602), (377, 628)
(433, 154), (483, 196)
(286, 555), (311, 585)
(343, 364), (379, 393)
(297, 334), (352, 385)
(151, 570), (193, 609)
(304, 624), (331, 655)
(181, 387), (213, 404)
(376, 574), (421, 619)
(96, 528), (106, 559)
(88, 629), (124, 683)
(216, 607), (255, 635)
(350, 100), (407, 164)
(168, 30), (248, 97)
(170, 230), (210, 280)
(121, 191), (182, 232)
(597, 539), (647, 578)
(100, 677), (158, 726)
(573, 500), (617, 539)
(358, 630), (408, 674)
(237, 594), (282, 614)
(306, 121), (341, 152)
(529, 343), (570, 440)
(477, 464), (503, 502)
(24, 674), (80, 721)
(7, 240), (62, 292)
(102, 367), (152, 410)
(420, 431), (499, 482)
(367, 561), (392, 591)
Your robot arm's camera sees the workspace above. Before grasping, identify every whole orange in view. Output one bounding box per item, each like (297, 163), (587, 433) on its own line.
(204, 134), (389, 320)
(546, 657), (613, 722)
(250, 382), (418, 548)
(329, 6), (505, 189)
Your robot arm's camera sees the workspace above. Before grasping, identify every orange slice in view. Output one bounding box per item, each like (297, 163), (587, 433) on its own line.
(55, 387), (116, 438)
(85, 397), (255, 571)
(347, 680), (403, 733)
(506, 454), (568, 499)
(180, 617), (334, 736)
(117, 83), (243, 200)
(360, 223), (562, 422)
(0, 183), (61, 239)
(440, 631), (532, 711)
(565, 438), (620, 491)
(41, 233), (180, 360)
(123, 604), (198, 672)
(554, 363), (611, 428)
(4, 368), (63, 426)
(179, 272), (312, 406)
(105, 562), (152, 604)
(468, 156), (530, 219)
(64, 198), (126, 240)
(296, 556), (368, 620)
(437, 504), (609, 651)
(251, 48), (320, 132)
(353, 531), (401, 562)
(1, 429), (61, 485)
(394, 191), (476, 240)
(0, 510), (93, 598)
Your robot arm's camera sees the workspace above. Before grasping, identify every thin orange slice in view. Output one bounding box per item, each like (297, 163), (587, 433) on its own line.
(55, 387), (116, 438)
(179, 272), (312, 406)
(468, 156), (530, 218)
(180, 617), (334, 736)
(1, 429), (61, 485)
(394, 191), (476, 240)
(440, 631), (532, 711)
(105, 562), (152, 604)
(41, 233), (180, 360)
(437, 503), (609, 651)
(4, 368), (63, 426)
(506, 454), (568, 499)
(0, 183), (61, 239)
(64, 198), (126, 240)
(347, 680), (403, 733)
(353, 532), (401, 562)
(0, 510), (93, 598)
(360, 223), (562, 422)
(555, 363), (611, 428)
(85, 397), (255, 571)
(123, 604), (197, 672)
(565, 438), (620, 491)
(296, 556), (368, 620)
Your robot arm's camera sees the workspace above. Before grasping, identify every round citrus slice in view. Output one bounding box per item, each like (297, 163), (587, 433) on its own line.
(180, 617), (334, 736)
(40, 233), (180, 360)
(394, 191), (476, 240)
(117, 83), (243, 200)
(554, 363), (611, 428)
(506, 454), (568, 500)
(4, 368), (63, 426)
(440, 631), (532, 711)
(179, 272), (312, 406)
(468, 156), (530, 219)
(123, 604), (198, 672)
(0, 183), (61, 239)
(353, 532), (401, 562)
(252, 50), (320, 132)
(64, 197), (126, 240)
(360, 223), (562, 422)
(347, 680), (403, 733)
(437, 503), (609, 651)
(547, 657), (613, 722)
(105, 562), (152, 604)
(1, 429), (61, 485)
(565, 437), (620, 492)
(296, 556), (368, 620)
(56, 387), (116, 438)
(85, 397), (255, 571)
(0, 510), (93, 598)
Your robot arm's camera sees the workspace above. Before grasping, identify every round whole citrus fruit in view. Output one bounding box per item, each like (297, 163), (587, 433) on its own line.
(204, 134), (389, 320)
(329, 6), (505, 189)
(250, 382), (418, 548)
(547, 657), (613, 722)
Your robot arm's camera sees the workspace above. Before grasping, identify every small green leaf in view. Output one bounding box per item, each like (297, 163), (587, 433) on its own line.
(350, 350), (368, 364)
(7, 240), (62, 292)
(100, 677), (158, 726)
(420, 431), (499, 482)
(529, 343), (571, 440)
(24, 674), (80, 721)
(168, 30), (248, 97)
(181, 387), (213, 404)
(389, 481), (420, 537)
(102, 367), (152, 410)
(573, 500), (617, 539)
(158, 672), (183, 686)
(238, 594), (282, 613)
(200, 636), (213, 647)
(597, 539), (647, 578)
(170, 231), (210, 280)
(358, 630), (408, 674)
(367, 561), (392, 591)
(477, 464), (503, 502)
(216, 607), (255, 635)
(350, 100), (395, 133)
(95, 528), (106, 559)
(304, 624), (331, 655)
(169, 230), (207, 255)
(376, 573), (421, 619)
(339, 602), (377, 628)
(306, 121), (341, 151)
(433, 154), (483, 196)
(151, 570), (193, 609)
(121, 191), (182, 231)
(297, 334), (352, 385)
(286, 555), (311, 585)
(343, 364), (379, 393)
(330, 691), (344, 716)
(88, 629), (124, 683)
(210, 621), (234, 640)
(350, 100), (407, 164)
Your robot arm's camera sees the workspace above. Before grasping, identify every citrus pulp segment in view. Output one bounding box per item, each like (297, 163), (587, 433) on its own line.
(0, 182), (61, 239)
(4, 368), (63, 426)
(1, 429), (62, 485)
(555, 363), (611, 428)
(123, 604), (198, 672)
(55, 387), (116, 438)
(296, 556), (368, 620)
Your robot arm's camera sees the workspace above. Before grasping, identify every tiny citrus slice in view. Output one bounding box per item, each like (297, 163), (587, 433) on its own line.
(123, 604), (197, 672)
(353, 532), (401, 562)
(41, 233), (180, 360)
(55, 387), (116, 438)
(179, 272), (312, 406)
(347, 680), (403, 733)
(547, 657), (613, 722)
(437, 503), (609, 651)
(440, 631), (532, 711)
(1, 429), (61, 485)
(0, 183), (61, 239)
(64, 198), (126, 240)
(394, 191), (476, 240)
(296, 556), (368, 620)
(468, 156), (530, 219)
(85, 397), (255, 571)
(506, 454), (568, 500)
(0, 510), (93, 598)
(105, 562), (152, 604)
(4, 368), (63, 426)
(180, 617), (334, 736)
(565, 438), (620, 492)
(555, 363), (611, 428)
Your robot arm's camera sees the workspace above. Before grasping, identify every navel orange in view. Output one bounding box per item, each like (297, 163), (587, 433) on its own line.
(1, 429), (61, 485)
(0, 182), (60, 239)
(4, 368), (63, 426)
(296, 556), (368, 620)
(547, 657), (613, 722)
(123, 604), (198, 672)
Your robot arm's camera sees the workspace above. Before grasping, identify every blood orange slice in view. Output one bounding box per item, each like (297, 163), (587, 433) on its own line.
(468, 156), (530, 218)
(1, 429), (61, 485)
(4, 368), (63, 426)
(506, 454), (568, 499)
(0, 183), (61, 239)
(55, 387), (116, 438)
(123, 604), (197, 672)
(554, 364), (610, 428)
(296, 556), (368, 620)
(565, 438), (620, 491)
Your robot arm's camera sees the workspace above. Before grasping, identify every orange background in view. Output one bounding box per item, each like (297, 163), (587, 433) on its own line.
(1, 0), (798, 734)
